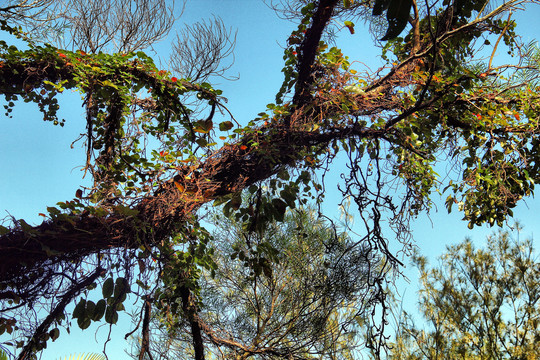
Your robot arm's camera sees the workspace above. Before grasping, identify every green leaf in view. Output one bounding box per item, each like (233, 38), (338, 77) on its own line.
(47, 206), (61, 216)
(49, 328), (60, 341)
(381, 0), (413, 40)
(271, 198), (288, 222)
(213, 193), (233, 207)
(100, 80), (118, 90)
(114, 277), (130, 298)
(136, 51), (150, 60)
(194, 119), (213, 133)
(105, 306), (118, 324)
(196, 137), (208, 147)
(72, 299), (86, 319)
(102, 278), (114, 298)
(17, 219), (32, 231)
(77, 317), (91, 330)
(219, 121), (234, 131)
(232, 194), (243, 209)
(114, 205), (139, 217)
(85, 300), (96, 317)
(92, 299), (106, 321)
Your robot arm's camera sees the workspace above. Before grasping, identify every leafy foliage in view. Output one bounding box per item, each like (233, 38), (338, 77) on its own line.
(374, 0), (414, 40)
(1, 0), (540, 359)
(138, 207), (378, 359)
(390, 226), (540, 359)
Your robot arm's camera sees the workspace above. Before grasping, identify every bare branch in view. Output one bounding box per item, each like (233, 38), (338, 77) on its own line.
(16, 266), (104, 360)
(170, 16), (236, 83)
(0, 0), (66, 38)
(50, 0), (178, 53)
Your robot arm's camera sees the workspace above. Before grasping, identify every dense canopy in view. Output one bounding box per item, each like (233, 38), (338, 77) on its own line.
(1, 0), (540, 358)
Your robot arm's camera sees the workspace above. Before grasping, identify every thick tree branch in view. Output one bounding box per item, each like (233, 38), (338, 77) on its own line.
(292, 0), (339, 109)
(178, 282), (205, 360)
(0, 123), (384, 282)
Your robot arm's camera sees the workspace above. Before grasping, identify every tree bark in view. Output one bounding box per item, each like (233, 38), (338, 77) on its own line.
(179, 283), (205, 360)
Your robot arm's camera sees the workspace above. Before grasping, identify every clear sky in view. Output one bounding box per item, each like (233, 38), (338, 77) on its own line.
(1, 1), (540, 359)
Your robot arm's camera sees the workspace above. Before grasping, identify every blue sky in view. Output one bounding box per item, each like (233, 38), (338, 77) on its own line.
(1, 0), (540, 358)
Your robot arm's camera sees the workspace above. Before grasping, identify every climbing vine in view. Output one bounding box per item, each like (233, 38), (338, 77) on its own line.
(1, 0), (540, 358)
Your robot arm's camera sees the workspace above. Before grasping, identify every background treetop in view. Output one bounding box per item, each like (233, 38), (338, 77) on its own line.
(390, 226), (540, 360)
